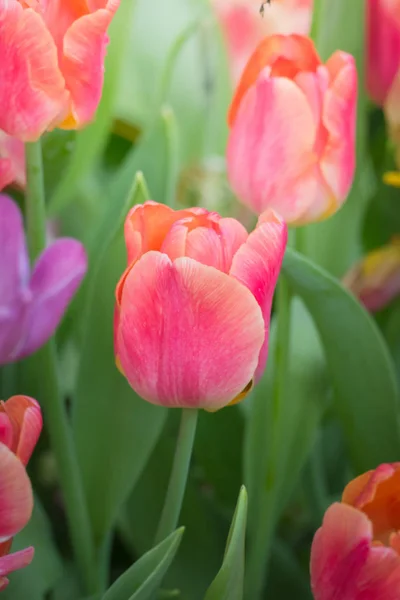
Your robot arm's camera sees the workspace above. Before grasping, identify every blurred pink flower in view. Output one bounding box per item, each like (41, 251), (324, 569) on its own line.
(311, 463), (400, 600)
(213, 0), (313, 82)
(367, 0), (400, 106)
(0, 132), (25, 191)
(227, 34), (357, 225)
(114, 201), (287, 410)
(343, 239), (400, 312)
(0, 194), (87, 364)
(0, 395), (42, 591)
(0, 0), (119, 141)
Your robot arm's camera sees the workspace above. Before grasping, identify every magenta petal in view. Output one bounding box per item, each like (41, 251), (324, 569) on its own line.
(0, 195), (29, 305)
(20, 239), (87, 358)
(0, 547), (34, 578)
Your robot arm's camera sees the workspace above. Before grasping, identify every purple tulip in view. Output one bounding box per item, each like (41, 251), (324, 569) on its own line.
(0, 194), (87, 364)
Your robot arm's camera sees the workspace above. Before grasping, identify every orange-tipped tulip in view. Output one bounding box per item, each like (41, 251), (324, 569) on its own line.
(311, 463), (400, 600)
(0, 396), (42, 590)
(0, 0), (119, 141)
(114, 201), (287, 410)
(227, 34), (357, 225)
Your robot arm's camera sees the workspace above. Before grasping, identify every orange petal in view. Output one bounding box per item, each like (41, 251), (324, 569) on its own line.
(0, 444), (33, 542)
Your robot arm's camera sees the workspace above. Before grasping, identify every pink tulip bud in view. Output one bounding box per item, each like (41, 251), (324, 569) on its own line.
(311, 463), (400, 600)
(227, 34), (357, 225)
(114, 201), (287, 410)
(0, 396), (43, 467)
(343, 238), (400, 312)
(0, 0), (120, 141)
(367, 0), (400, 106)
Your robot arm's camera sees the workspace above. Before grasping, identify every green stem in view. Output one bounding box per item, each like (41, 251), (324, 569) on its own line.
(25, 140), (98, 595)
(245, 275), (292, 600)
(155, 409), (198, 544)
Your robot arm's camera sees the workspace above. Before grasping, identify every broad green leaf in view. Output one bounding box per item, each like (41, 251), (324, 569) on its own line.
(49, 0), (137, 214)
(1, 500), (63, 600)
(244, 298), (328, 599)
(121, 412), (226, 600)
(282, 248), (400, 470)
(73, 226), (167, 545)
(103, 529), (184, 600)
(204, 486), (248, 600)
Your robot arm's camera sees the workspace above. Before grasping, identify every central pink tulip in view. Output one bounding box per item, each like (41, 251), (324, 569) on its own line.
(0, 0), (120, 141)
(114, 202), (287, 410)
(227, 34), (357, 225)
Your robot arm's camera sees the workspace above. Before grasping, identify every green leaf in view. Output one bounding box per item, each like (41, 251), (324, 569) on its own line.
(121, 412), (226, 600)
(244, 298), (328, 598)
(203, 486), (248, 600)
(1, 499), (63, 600)
(282, 248), (400, 471)
(103, 529), (184, 600)
(49, 0), (138, 214)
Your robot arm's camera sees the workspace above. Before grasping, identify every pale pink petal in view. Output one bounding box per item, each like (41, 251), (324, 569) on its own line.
(0, 444), (33, 542)
(0, 133), (25, 190)
(311, 503), (400, 600)
(0, 1), (68, 140)
(60, 0), (120, 127)
(0, 547), (34, 578)
(230, 210), (287, 380)
(1, 396), (42, 466)
(227, 69), (318, 223)
(320, 52), (357, 204)
(117, 251), (265, 410)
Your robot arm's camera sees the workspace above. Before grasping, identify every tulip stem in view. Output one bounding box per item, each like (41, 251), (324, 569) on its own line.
(25, 140), (98, 595)
(155, 408), (198, 544)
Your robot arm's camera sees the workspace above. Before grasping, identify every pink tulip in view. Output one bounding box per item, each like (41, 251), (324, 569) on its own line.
(0, 396), (42, 590)
(0, 133), (25, 191)
(311, 463), (400, 600)
(0, 396), (43, 467)
(343, 238), (400, 312)
(114, 201), (287, 410)
(226, 34), (357, 225)
(0, 0), (119, 141)
(213, 0), (313, 82)
(367, 0), (400, 106)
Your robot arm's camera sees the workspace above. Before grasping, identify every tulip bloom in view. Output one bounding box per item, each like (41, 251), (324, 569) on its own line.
(343, 239), (400, 312)
(0, 194), (87, 364)
(0, 0), (119, 141)
(213, 0), (313, 82)
(115, 201), (287, 410)
(0, 396), (42, 590)
(227, 35), (357, 225)
(367, 0), (400, 106)
(311, 463), (400, 600)
(0, 133), (25, 191)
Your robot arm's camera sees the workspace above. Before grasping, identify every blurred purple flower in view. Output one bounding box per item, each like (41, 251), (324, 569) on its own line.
(0, 194), (87, 364)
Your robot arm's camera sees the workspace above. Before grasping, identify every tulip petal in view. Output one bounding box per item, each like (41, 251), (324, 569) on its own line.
(0, 195), (29, 306)
(0, 443), (33, 542)
(227, 70), (320, 223)
(0, 1), (67, 140)
(230, 210), (287, 379)
(0, 547), (34, 582)
(117, 251), (265, 410)
(320, 52), (357, 204)
(60, 0), (120, 127)
(19, 239), (87, 358)
(311, 503), (400, 600)
(0, 396), (42, 466)
(0, 133), (25, 190)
